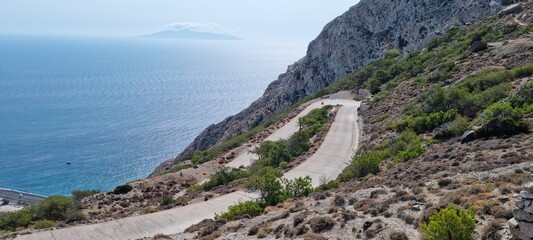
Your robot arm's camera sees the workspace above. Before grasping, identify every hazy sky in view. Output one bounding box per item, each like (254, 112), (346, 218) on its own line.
(0, 0), (359, 41)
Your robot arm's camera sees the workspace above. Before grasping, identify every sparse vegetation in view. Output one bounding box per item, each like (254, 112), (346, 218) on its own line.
(214, 201), (263, 221)
(0, 210), (31, 231)
(201, 167), (250, 191)
(307, 216), (336, 233)
(339, 129), (424, 181)
(159, 196), (175, 208)
(71, 189), (100, 200)
(32, 220), (57, 229)
(251, 106), (332, 172)
(113, 184), (133, 194)
(0, 195), (84, 232)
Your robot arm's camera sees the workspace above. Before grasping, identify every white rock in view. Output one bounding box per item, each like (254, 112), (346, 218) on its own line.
(509, 218), (519, 228)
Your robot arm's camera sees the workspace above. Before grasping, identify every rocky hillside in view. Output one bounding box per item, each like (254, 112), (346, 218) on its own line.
(157, 0), (505, 173)
(169, 2), (533, 239)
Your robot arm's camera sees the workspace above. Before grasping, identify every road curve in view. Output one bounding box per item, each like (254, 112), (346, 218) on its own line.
(226, 98), (359, 169)
(16, 98), (361, 240)
(284, 100), (360, 187)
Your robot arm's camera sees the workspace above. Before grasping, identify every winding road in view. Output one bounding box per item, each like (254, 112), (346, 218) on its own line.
(16, 97), (361, 240)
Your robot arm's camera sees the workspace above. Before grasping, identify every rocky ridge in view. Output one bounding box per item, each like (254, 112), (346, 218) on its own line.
(164, 2), (533, 239)
(155, 0), (506, 173)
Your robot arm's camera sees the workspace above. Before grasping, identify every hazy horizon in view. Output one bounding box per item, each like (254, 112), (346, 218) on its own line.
(0, 0), (359, 42)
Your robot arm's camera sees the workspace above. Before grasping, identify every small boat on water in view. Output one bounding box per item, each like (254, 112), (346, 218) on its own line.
(66, 162), (71, 165)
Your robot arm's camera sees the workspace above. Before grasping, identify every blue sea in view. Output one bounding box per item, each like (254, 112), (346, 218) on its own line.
(0, 36), (305, 196)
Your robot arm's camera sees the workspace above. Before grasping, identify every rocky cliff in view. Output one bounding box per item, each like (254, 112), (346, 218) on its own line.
(156, 0), (505, 172)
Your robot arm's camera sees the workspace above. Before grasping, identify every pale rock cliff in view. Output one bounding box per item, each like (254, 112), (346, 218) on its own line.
(153, 0), (505, 173)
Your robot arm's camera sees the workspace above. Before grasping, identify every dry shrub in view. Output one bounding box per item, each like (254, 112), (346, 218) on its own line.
(302, 232), (328, 240)
(307, 216), (336, 233)
(152, 234), (171, 240)
(333, 195), (346, 206)
(184, 219), (214, 233)
(248, 224), (260, 236)
(293, 213), (307, 227)
(329, 206), (339, 213)
(257, 227), (269, 238)
(481, 219), (505, 240)
(370, 189), (388, 198)
(354, 199), (375, 212)
(438, 178), (452, 188)
(389, 231), (409, 240)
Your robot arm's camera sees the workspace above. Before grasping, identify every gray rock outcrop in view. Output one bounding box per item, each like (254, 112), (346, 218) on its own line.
(510, 184), (533, 239)
(153, 0), (504, 174)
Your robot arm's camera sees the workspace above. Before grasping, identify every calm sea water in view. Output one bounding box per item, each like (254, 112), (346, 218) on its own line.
(0, 36), (305, 196)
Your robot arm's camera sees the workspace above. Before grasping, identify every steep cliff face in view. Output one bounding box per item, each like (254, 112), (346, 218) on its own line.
(160, 0), (504, 170)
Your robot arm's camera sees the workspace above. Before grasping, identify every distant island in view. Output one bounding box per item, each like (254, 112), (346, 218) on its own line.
(141, 30), (241, 40)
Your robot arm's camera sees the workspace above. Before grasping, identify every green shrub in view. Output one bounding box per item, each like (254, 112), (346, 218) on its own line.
(32, 220), (56, 229)
(282, 176), (313, 199)
(392, 109), (458, 133)
(421, 206), (476, 240)
(287, 131), (310, 156)
(248, 172), (283, 206)
(36, 196), (74, 221)
(476, 102), (530, 138)
(253, 140), (292, 168)
(71, 190), (99, 200)
(382, 130), (425, 162)
(202, 167), (250, 191)
(278, 161), (289, 169)
(0, 210), (31, 231)
(112, 184), (133, 194)
(339, 130), (424, 182)
(510, 81), (533, 108)
(251, 106), (331, 172)
(159, 196), (175, 208)
(316, 180), (340, 191)
(435, 116), (470, 139)
(385, 49), (401, 58)
(298, 106), (331, 128)
(214, 201), (263, 221)
(339, 151), (386, 182)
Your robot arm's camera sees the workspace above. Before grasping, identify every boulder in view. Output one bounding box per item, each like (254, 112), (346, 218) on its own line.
(499, 3), (524, 16)
(518, 221), (533, 237)
(513, 208), (533, 222)
(519, 191), (533, 200)
(460, 130), (476, 144)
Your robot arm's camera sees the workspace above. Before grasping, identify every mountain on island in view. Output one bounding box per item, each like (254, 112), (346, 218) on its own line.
(141, 29), (241, 40)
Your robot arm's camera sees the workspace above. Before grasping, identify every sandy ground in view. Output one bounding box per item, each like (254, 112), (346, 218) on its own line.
(0, 204), (23, 212)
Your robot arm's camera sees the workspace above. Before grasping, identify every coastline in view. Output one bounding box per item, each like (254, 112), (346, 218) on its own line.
(0, 188), (46, 205)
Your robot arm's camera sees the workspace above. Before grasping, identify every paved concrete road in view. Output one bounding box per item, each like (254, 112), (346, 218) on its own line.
(16, 98), (361, 240)
(226, 98), (358, 169)
(283, 100), (360, 187)
(16, 191), (259, 240)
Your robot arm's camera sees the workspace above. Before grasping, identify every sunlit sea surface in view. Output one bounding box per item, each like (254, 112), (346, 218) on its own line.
(0, 36), (305, 195)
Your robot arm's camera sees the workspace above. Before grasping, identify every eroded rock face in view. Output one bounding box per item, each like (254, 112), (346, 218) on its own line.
(153, 0), (502, 174)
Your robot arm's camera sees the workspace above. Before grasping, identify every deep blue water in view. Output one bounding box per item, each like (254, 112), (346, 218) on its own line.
(0, 36), (305, 196)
